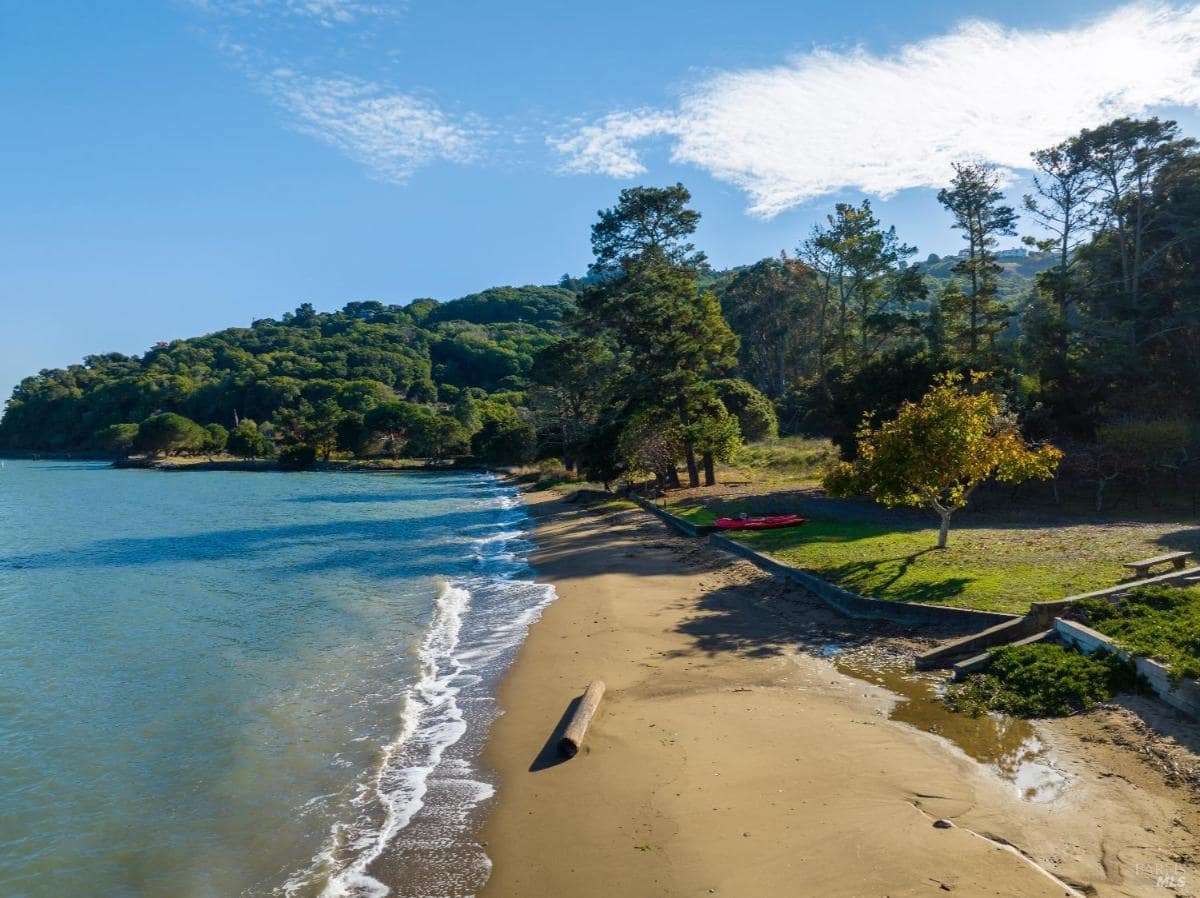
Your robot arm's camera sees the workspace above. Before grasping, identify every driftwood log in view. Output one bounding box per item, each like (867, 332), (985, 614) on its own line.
(557, 680), (606, 758)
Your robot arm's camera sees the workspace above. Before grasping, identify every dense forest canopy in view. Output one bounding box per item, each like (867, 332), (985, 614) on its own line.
(4, 116), (1199, 493)
(0, 285), (571, 457)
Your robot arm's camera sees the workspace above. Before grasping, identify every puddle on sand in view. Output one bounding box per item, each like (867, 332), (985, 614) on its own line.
(829, 646), (1069, 803)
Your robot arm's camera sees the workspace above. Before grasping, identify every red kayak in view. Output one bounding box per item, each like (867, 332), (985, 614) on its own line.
(713, 514), (806, 531)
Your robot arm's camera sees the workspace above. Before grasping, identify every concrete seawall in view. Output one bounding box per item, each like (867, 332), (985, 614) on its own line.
(707, 534), (1016, 631)
(1056, 618), (1200, 719)
(630, 494), (1014, 631)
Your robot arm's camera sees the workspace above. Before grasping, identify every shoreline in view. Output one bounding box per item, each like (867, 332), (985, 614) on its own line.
(474, 489), (1199, 898)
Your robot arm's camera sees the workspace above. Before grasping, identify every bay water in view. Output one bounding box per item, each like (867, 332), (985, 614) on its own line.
(0, 461), (553, 897)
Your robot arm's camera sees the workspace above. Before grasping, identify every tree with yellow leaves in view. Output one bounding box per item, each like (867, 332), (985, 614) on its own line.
(824, 373), (1062, 548)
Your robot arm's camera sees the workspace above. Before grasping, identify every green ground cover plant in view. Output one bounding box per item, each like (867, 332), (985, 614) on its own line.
(945, 643), (1140, 717)
(1075, 585), (1200, 682)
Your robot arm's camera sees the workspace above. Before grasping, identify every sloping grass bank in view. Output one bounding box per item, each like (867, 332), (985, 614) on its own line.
(1077, 585), (1200, 682)
(665, 499), (1197, 615)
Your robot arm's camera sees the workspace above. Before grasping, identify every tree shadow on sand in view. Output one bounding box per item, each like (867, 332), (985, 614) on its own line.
(528, 695), (583, 772)
(669, 576), (964, 661)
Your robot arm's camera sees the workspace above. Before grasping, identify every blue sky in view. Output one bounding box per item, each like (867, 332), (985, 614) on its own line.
(2, 0), (1200, 403)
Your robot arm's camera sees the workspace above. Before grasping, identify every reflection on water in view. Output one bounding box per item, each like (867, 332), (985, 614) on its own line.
(831, 646), (1069, 802)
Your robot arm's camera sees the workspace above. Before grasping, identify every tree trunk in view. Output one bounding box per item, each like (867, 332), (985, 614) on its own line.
(683, 440), (700, 487)
(677, 397), (700, 488)
(667, 466), (681, 489)
(702, 452), (716, 486)
(930, 498), (954, 548)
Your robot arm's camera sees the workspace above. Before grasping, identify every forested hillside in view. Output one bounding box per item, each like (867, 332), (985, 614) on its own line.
(4, 115), (1199, 496)
(0, 285), (573, 458)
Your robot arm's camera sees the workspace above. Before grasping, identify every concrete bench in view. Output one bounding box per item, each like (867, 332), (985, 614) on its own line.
(1123, 551), (1193, 578)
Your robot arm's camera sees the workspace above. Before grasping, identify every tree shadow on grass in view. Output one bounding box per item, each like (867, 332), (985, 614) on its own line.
(824, 547), (937, 589)
(818, 550), (976, 605)
(1152, 528), (1200, 556)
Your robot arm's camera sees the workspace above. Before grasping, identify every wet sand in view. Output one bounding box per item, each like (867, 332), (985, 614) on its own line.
(478, 491), (1199, 898)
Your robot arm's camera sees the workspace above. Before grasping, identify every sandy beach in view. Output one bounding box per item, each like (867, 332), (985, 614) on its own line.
(478, 491), (1200, 898)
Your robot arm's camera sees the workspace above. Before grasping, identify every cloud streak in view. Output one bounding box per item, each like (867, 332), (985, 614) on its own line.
(550, 3), (1200, 216)
(262, 71), (483, 181)
(190, 0), (395, 26)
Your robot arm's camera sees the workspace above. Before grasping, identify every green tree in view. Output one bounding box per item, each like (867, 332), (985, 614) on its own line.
(275, 399), (344, 461)
(96, 422), (139, 456)
(589, 183), (705, 274)
(824, 373), (1061, 548)
(227, 419), (271, 459)
(408, 414), (471, 461)
(578, 203), (739, 487)
(1075, 117), (1196, 319)
(135, 413), (207, 457)
(529, 336), (620, 471)
(711, 378), (778, 443)
(618, 407), (685, 488)
(719, 256), (818, 397)
(202, 423), (229, 458)
(938, 163), (1018, 362)
(801, 200), (918, 369)
(471, 401), (536, 463)
(1023, 138), (1093, 377)
(685, 388), (743, 485)
(363, 401), (427, 459)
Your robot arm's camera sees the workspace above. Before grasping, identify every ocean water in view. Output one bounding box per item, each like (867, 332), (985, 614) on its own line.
(0, 461), (554, 898)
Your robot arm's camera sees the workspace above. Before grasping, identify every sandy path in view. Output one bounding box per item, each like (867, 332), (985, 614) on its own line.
(478, 492), (1198, 898)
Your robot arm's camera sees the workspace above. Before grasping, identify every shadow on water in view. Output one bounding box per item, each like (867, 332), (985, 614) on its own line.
(27, 463), (113, 472)
(528, 695), (582, 772)
(0, 508), (519, 580)
(285, 486), (500, 505)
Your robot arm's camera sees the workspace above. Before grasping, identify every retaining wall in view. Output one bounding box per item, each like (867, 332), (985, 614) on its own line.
(630, 496), (713, 537)
(1055, 618), (1200, 719)
(915, 613), (1047, 669)
(707, 533), (1015, 631)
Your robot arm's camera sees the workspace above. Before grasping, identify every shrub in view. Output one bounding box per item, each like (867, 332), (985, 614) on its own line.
(1075, 585), (1200, 682)
(712, 378), (778, 442)
(531, 457), (578, 487)
(945, 642), (1139, 718)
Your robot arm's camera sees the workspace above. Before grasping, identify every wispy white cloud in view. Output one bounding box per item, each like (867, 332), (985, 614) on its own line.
(549, 110), (679, 179)
(550, 3), (1200, 217)
(188, 0), (396, 26)
(262, 70), (483, 181)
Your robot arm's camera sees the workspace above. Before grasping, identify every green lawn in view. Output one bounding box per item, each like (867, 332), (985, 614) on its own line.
(664, 501), (1197, 615)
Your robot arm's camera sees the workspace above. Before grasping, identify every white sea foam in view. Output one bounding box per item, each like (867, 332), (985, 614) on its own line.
(285, 478), (556, 898)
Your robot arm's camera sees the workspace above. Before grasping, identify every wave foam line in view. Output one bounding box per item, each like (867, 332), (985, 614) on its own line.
(306, 580), (472, 898)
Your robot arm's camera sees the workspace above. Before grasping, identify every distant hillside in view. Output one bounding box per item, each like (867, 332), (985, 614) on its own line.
(0, 285), (574, 452)
(916, 250), (1058, 301)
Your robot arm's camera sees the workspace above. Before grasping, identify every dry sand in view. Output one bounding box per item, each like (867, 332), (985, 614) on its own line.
(478, 491), (1199, 898)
